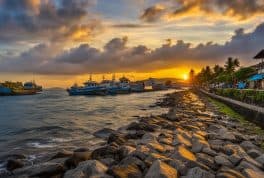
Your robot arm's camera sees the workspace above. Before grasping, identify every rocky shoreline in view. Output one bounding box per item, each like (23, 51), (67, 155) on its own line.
(1, 90), (264, 178)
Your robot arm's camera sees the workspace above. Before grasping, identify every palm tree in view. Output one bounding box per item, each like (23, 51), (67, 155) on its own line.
(224, 57), (240, 87)
(213, 65), (224, 76)
(224, 57), (240, 74)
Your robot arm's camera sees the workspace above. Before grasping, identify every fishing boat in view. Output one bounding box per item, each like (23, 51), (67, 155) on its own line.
(0, 84), (12, 96)
(24, 81), (43, 92)
(115, 77), (131, 94)
(0, 81), (38, 96)
(67, 76), (107, 96)
(130, 81), (145, 92)
(100, 79), (119, 95)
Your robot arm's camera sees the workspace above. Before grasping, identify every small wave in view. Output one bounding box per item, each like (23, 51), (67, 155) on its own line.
(0, 162), (6, 171)
(50, 138), (72, 143)
(8, 126), (69, 136)
(27, 142), (56, 148)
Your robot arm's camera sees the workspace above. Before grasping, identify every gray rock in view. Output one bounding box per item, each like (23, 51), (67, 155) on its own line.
(168, 159), (188, 176)
(240, 141), (257, 151)
(217, 129), (236, 141)
(247, 149), (262, 159)
(108, 163), (142, 178)
(202, 147), (217, 156)
(256, 154), (264, 165)
(127, 122), (155, 132)
(145, 160), (178, 178)
(236, 160), (262, 172)
(64, 160), (108, 178)
(196, 153), (217, 170)
(192, 139), (209, 153)
(125, 130), (146, 139)
(6, 159), (24, 171)
(170, 146), (196, 164)
(185, 167), (215, 178)
(65, 151), (92, 168)
(119, 156), (146, 171)
(242, 168), (264, 178)
(50, 149), (73, 160)
(217, 167), (245, 178)
(99, 158), (115, 167)
(13, 162), (64, 178)
(93, 128), (116, 139)
(214, 155), (233, 167)
(107, 132), (127, 145)
(91, 145), (119, 161)
(145, 153), (171, 166)
(118, 145), (136, 160)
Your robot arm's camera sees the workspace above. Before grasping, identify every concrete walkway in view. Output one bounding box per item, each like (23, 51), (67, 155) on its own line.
(200, 89), (264, 113)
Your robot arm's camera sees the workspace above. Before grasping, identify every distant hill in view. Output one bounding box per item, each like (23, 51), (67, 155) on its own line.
(140, 77), (185, 83)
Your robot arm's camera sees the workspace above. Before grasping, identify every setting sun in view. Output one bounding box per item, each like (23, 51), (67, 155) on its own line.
(183, 74), (189, 80)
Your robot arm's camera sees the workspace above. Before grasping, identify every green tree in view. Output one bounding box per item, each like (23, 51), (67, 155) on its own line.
(224, 57), (240, 74)
(234, 67), (256, 81)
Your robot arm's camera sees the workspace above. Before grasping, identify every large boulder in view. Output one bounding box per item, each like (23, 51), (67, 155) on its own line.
(50, 149), (73, 160)
(172, 134), (192, 148)
(217, 167), (245, 178)
(185, 167), (215, 178)
(93, 128), (116, 139)
(191, 139), (209, 153)
(214, 155), (233, 167)
(170, 146), (196, 164)
(108, 163), (142, 178)
(196, 153), (217, 170)
(6, 159), (24, 171)
(64, 160), (109, 178)
(91, 145), (119, 161)
(65, 151), (92, 168)
(240, 141), (258, 151)
(13, 162), (64, 178)
(145, 160), (178, 178)
(242, 168), (264, 178)
(107, 132), (127, 145)
(127, 122), (155, 132)
(256, 154), (264, 165)
(168, 159), (188, 176)
(247, 149), (262, 159)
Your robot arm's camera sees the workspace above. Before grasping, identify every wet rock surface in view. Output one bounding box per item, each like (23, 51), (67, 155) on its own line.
(1, 90), (264, 178)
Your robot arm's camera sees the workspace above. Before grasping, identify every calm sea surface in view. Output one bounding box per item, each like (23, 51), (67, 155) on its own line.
(0, 89), (175, 164)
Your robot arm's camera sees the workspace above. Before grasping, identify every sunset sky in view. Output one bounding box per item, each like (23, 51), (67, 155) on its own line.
(0, 0), (264, 87)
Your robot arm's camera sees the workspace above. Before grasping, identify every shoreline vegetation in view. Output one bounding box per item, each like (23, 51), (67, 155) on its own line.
(1, 90), (264, 177)
(190, 57), (264, 107)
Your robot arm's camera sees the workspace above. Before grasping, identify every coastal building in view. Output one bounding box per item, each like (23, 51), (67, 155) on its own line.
(249, 49), (264, 89)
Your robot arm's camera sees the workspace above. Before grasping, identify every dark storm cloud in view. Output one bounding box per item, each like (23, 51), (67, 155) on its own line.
(0, 22), (263, 74)
(0, 0), (100, 43)
(111, 23), (153, 28)
(141, 0), (264, 22)
(140, 4), (165, 22)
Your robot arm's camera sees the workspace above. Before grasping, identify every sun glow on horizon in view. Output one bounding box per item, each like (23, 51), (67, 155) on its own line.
(183, 74), (189, 80)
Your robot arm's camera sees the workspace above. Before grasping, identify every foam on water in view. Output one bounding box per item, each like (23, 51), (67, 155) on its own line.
(27, 142), (56, 148)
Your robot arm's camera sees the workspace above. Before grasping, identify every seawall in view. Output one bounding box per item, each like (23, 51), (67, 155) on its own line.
(200, 89), (264, 128)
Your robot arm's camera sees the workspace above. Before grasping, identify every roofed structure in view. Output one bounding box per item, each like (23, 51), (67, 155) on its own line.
(254, 49), (264, 59)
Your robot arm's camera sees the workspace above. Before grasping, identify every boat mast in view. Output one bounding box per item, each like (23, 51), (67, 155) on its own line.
(112, 74), (116, 81)
(89, 74), (92, 81)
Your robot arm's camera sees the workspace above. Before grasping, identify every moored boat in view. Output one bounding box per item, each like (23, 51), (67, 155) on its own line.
(24, 81), (43, 92)
(130, 81), (145, 92)
(0, 84), (12, 96)
(67, 81), (107, 96)
(115, 77), (131, 94)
